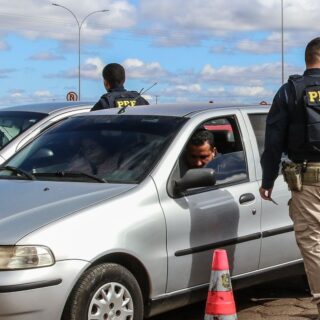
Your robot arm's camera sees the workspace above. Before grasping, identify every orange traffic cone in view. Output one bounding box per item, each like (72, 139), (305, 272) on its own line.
(204, 249), (237, 320)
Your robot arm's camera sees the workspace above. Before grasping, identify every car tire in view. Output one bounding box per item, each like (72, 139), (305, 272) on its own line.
(62, 263), (144, 320)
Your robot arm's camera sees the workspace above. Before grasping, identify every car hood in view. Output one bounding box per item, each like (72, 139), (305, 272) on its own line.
(0, 180), (135, 244)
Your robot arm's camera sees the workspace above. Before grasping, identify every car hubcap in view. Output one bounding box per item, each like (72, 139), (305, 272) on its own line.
(88, 282), (134, 320)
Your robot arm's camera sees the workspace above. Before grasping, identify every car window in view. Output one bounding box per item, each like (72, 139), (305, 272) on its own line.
(3, 115), (187, 183)
(248, 112), (288, 172)
(176, 115), (248, 190)
(248, 113), (267, 157)
(0, 111), (47, 150)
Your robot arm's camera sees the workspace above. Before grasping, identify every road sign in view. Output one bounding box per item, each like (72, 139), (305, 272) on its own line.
(66, 91), (78, 101)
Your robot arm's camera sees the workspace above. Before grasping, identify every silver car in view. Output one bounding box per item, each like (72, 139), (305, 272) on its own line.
(0, 102), (93, 164)
(0, 103), (301, 320)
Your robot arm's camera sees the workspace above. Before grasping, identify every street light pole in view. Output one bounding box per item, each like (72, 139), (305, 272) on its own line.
(52, 3), (109, 100)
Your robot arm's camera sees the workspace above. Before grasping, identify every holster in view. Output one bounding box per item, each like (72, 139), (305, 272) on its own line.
(281, 160), (303, 191)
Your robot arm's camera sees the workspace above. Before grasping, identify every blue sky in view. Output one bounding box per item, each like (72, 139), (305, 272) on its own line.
(0, 0), (318, 106)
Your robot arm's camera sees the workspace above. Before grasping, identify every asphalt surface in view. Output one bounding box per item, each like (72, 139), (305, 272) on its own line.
(150, 276), (320, 320)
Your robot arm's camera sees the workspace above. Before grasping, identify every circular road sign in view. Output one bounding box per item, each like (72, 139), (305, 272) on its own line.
(66, 91), (78, 101)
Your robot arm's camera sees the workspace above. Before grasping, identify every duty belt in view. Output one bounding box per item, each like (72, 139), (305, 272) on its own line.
(302, 163), (320, 184)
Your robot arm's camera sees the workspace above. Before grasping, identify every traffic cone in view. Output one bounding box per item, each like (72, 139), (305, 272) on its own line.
(204, 249), (237, 320)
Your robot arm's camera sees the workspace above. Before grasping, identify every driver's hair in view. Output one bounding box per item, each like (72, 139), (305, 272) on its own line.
(188, 129), (215, 149)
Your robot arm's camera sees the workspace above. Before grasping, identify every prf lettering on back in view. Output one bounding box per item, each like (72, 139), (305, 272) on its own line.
(308, 91), (320, 103)
(116, 100), (137, 108)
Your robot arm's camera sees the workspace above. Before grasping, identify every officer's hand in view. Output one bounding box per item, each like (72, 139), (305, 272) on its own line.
(259, 186), (273, 200)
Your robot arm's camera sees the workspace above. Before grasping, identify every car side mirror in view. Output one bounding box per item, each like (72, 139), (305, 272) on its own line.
(173, 168), (216, 197)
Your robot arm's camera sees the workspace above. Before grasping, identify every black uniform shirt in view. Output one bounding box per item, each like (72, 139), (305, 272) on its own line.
(261, 68), (320, 189)
(91, 85), (149, 111)
(91, 86), (127, 111)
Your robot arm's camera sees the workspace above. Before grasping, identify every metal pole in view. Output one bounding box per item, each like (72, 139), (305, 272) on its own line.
(52, 4), (109, 100)
(281, 0), (284, 84)
(78, 26), (81, 100)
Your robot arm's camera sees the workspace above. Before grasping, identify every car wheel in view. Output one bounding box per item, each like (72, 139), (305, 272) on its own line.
(63, 263), (144, 320)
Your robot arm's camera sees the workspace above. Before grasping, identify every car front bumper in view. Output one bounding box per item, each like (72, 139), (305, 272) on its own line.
(0, 259), (88, 320)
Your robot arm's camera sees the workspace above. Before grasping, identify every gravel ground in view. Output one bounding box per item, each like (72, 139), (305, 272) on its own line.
(150, 276), (319, 320)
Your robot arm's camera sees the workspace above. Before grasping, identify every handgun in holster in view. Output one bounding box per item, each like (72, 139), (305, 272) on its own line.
(281, 160), (303, 191)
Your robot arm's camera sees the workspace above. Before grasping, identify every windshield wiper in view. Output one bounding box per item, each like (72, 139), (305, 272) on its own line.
(34, 171), (107, 183)
(0, 165), (36, 180)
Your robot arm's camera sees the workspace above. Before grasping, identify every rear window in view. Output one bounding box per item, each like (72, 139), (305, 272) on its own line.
(0, 111), (47, 150)
(248, 113), (267, 157)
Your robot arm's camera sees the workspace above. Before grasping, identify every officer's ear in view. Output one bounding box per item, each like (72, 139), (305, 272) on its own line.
(104, 79), (111, 90)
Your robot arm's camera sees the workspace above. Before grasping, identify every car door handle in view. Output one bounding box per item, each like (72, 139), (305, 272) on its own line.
(239, 193), (255, 204)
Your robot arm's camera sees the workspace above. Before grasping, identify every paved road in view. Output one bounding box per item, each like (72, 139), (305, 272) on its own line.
(150, 276), (319, 320)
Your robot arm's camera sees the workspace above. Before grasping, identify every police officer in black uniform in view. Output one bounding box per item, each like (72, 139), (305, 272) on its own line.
(260, 37), (320, 317)
(91, 63), (149, 111)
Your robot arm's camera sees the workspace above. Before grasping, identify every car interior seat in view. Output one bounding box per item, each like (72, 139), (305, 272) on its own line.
(212, 131), (235, 154)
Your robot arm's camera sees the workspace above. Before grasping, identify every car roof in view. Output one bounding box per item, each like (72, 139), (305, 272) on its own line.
(89, 102), (270, 118)
(0, 101), (94, 114)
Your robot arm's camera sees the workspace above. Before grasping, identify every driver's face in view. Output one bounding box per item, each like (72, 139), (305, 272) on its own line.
(186, 141), (215, 169)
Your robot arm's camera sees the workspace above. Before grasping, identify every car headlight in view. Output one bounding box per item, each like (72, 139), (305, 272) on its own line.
(0, 245), (54, 270)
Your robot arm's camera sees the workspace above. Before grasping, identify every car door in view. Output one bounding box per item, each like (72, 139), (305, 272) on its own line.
(241, 109), (301, 269)
(153, 110), (261, 293)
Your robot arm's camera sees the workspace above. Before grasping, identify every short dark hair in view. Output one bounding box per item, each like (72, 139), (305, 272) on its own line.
(305, 37), (320, 65)
(188, 129), (214, 149)
(102, 63), (125, 88)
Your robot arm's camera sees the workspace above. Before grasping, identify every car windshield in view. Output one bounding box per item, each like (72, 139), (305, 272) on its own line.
(2, 115), (187, 183)
(0, 111), (47, 150)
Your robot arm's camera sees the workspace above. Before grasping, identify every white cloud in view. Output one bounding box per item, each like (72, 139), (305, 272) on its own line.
(140, 0), (320, 32)
(165, 84), (202, 94)
(206, 86), (228, 97)
(122, 58), (167, 79)
(200, 62), (299, 85)
(0, 40), (9, 51)
(0, 68), (15, 78)
(123, 58), (144, 68)
(0, 0), (315, 57)
(236, 38), (280, 55)
(10, 92), (22, 98)
(0, 0), (315, 53)
(81, 57), (105, 80)
(0, 0), (136, 44)
(33, 90), (52, 97)
(161, 83), (272, 103)
(29, 52), (64, 61)
(234, 32), (305, 55)
(175, 96), (193, 103)
(232, 86), (272, 97)
(138, 0), (320, 48)
(45, 57), (167, 83)
(44, 56), (104, 80)
(3, 90), (56, 105)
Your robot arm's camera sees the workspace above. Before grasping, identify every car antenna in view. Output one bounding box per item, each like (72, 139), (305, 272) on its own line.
(118, 82), (158, 114)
